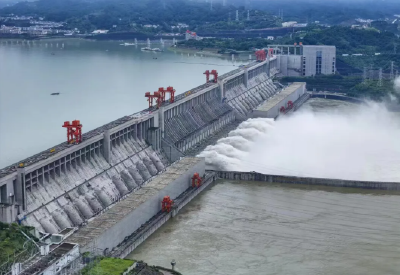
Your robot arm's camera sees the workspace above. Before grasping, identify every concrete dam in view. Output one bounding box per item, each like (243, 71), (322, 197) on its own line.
(0, 57), (285, 234)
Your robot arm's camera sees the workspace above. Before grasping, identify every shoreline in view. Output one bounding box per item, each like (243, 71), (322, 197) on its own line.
(168, 46), (253, 59)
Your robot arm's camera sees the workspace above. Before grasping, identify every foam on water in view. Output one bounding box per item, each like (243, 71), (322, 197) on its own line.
(199, 102), (400, 182)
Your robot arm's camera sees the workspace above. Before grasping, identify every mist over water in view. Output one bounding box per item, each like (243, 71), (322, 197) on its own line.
(198, 100), (400, 181)
(395, 77), (400, 92)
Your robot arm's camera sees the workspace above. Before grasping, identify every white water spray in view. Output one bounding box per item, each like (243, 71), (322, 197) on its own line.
(395, 76), (400, 93)
(198, 102), (400, 181)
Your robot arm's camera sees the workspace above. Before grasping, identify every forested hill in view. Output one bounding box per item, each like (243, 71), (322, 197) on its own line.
(0, 0), (280, 33)
(229, 0), (400, 25)
(300, 27), (400, 55)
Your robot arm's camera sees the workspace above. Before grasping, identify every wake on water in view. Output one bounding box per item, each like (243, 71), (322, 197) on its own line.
(198, 101), (400, 182)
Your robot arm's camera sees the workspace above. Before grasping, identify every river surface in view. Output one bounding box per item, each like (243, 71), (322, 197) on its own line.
(0, 39), (244, 168)
(128, 180), (400, 275)
(128, 99), (400, 274)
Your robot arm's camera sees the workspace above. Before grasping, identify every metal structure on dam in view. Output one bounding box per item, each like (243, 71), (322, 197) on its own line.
(0, 56), (280, 231)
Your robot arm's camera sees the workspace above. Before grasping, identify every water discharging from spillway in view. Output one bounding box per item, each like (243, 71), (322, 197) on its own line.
(198, 99), (400, 182)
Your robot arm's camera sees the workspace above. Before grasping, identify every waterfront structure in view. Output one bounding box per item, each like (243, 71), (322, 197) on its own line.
(0, 57), (279, 227)
(0, 56), (290, 274)
(270, 44), (336, 76)
(251, 82), (307, 118)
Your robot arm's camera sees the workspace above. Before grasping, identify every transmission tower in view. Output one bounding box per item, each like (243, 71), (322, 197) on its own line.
(247, 10), (250, 20)
(390, 61), (394, 80)
(223, 0), (227, 6)
(378, 68), (383, 87)
(236, 10), (239, 21)
(396, 70), (399, 79)
(363, 67), (367, 84)
(210, 0), (213, 11)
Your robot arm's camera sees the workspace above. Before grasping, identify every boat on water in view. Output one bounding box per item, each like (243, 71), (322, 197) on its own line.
(120, 43), (136, 46)
(141, 47), (163, 52)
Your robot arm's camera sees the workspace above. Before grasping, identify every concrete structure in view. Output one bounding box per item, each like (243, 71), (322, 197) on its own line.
(270, 45), (336, 76)
(110, 171), (217, 258)
(0, 57), (279, 230)
(18, 243), (80, 275)
(251, 82), (306, 119)
(215, 171), (400, 190)
(67, 157), (205, 253)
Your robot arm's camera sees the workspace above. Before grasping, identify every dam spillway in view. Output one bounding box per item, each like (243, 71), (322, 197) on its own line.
(0, 57), (284, 231)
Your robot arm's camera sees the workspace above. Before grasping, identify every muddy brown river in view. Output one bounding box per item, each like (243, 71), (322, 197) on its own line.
(128, 180), (400, 275)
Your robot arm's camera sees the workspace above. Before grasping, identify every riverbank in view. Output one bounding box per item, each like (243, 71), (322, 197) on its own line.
(169, 46), (253, 60)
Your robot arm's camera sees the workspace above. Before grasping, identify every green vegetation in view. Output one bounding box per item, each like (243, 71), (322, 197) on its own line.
(0, 0), (279, 34)
(81, 257), (134, 275)
(0, 222), (37, 265)
(280, 75), (395, 100)
(249, 0), (400, 26)
(339, 54), (400, 72)
(299, 26), (400, 55)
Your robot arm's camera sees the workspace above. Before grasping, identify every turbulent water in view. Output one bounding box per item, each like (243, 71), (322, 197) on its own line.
(129, 180), (400, 275)
(128, 99), (400, 275)
(198, 98), (400, 182)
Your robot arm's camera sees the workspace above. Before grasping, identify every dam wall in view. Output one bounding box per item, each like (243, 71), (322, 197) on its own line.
(215, 171), (400, 190)
(2, 113), (169, 232)
(160, 58), (279, 152)
(0, 58), (280, 228)
(66, 157), (205, 253)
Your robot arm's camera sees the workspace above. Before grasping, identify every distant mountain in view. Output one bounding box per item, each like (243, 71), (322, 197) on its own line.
(0, 0), (280, 33)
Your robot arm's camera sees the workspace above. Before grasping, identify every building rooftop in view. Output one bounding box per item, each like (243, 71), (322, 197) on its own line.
(256, 82), (305, 112)
(66, 157), (202, 248)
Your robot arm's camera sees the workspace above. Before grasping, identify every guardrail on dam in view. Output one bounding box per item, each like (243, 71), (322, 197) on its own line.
(215, 171), (400, 190)
(0, 57), (280, 228)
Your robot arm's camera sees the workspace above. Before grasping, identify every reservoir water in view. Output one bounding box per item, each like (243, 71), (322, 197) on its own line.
(0, 39), (244, 168)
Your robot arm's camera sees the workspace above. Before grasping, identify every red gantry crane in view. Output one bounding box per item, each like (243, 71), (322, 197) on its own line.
(144, 86), (176, 109)
(203, 70), (218, 83)
(62, 120), (82, 144)
(255, 50), (266, 62)
(145, 92), (157, 108)
(165, 86), (176, 103)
